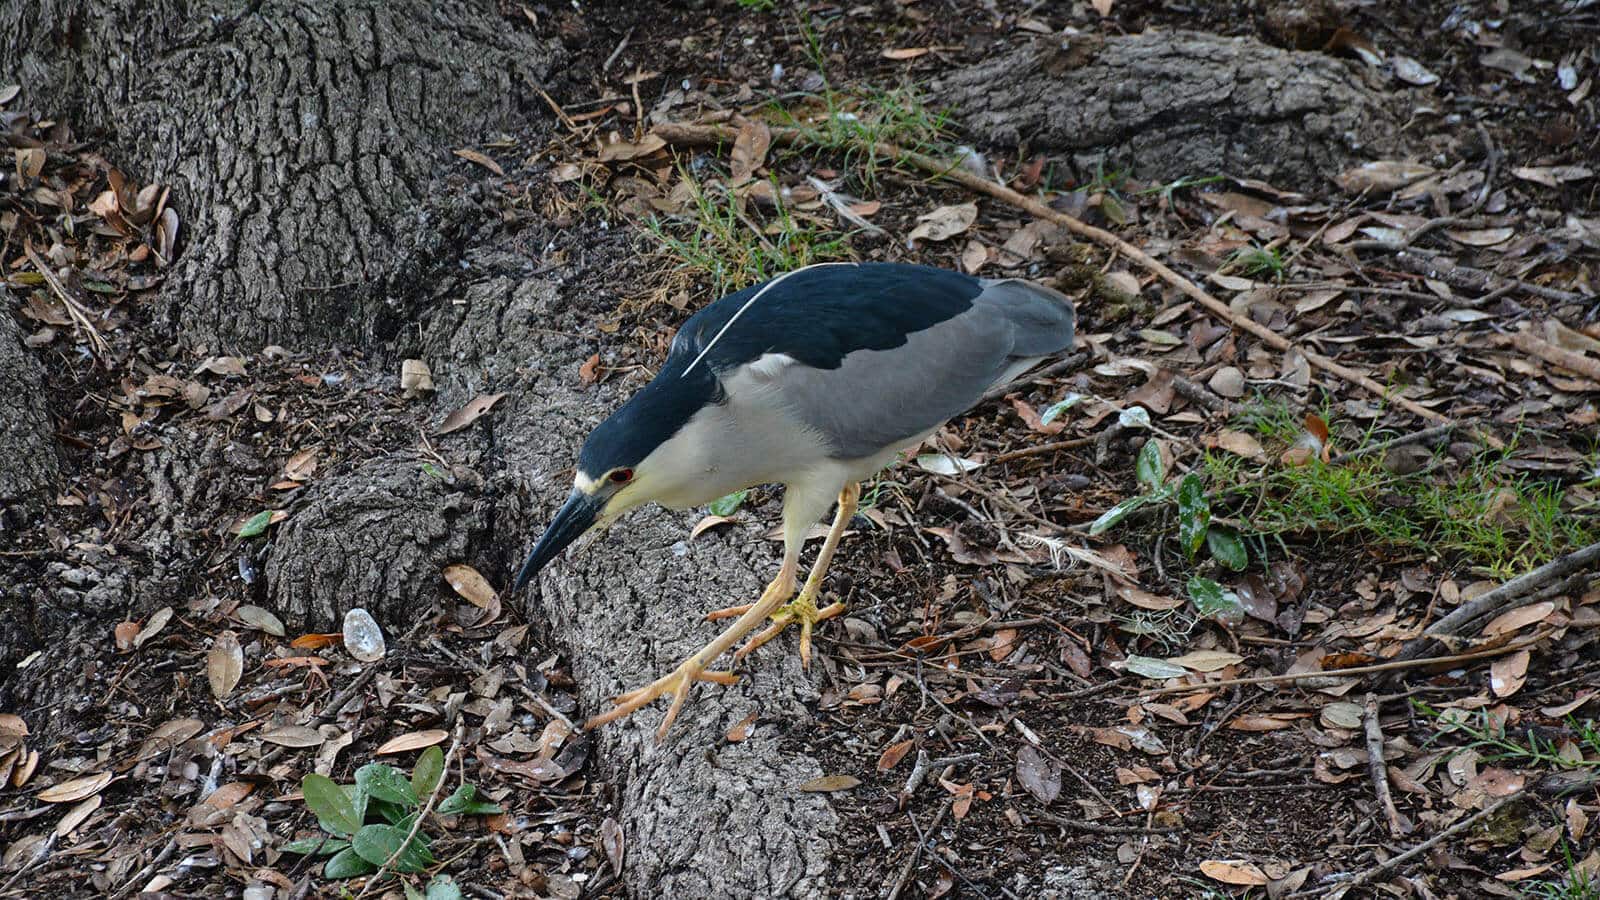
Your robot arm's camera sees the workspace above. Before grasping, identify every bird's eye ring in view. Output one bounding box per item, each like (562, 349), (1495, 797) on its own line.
(609, 468), (634, 484)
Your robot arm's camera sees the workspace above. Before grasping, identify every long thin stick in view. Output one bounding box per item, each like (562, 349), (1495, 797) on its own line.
(1137, 631), (1547, 696)
(1395, 540), (1600, 661)
(1311, 791), (1524, 896)
(1362, 693), (1407, 839)
(653, 122), (1454, 427)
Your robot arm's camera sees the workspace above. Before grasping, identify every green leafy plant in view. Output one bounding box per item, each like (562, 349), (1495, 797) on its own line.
(1090, 441), (1248, 572)
(285, 746), (501, 882)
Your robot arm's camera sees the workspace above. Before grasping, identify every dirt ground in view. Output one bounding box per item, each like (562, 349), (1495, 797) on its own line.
(3, 1), (1599, 898)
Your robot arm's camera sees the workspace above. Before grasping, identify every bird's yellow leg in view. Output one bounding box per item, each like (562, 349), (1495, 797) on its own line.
(718, 482), (860, 668)
(584, 559), (798, 740)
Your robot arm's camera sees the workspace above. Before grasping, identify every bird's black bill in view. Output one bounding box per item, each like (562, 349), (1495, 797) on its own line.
(513, 488), (603, 592)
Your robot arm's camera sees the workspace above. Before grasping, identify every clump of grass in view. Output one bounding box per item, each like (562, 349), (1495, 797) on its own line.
(1237, 453), (1592, 576)
(1210, 404), (1596, 576)
(642, 170), (852, 298)
(763, 16), (952, 187)
(1417, 702), (1600, 771)
(1525, 863), (1600, 900)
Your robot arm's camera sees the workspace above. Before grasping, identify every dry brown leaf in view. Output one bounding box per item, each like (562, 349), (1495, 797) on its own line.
(1015, 745), (1061, 803)
(259, 726), (325, 748)
(729, 120), (771, 187)
(578, 353), (601, 385)
(1118, 585), (1183, 611)
(1513, 165), (1593, 188)
(374, 729), (449, 754)
(907, 202), (977, 245)
(1166, 650), (1244, 672)
(881, 47), (931, 60)
(113, 620), (140, 651)
(877, 739), (914, 772)
(290, 632), (342, 649)
(54, 794), (101, 837)
(601, 816), (625, 876)
(1200, 859), (1269, 886)
(1228, 714), (1308, 732)
(725, 712), (758, 743)
(207, 631), (244, 699)
(690, 514), (737, 539)
(195, 356), (248, 378)
(1482, 601), (1555, 637)
(134, 606), (173, 648)
(1542, 692), (1596, 718)
(796, 774), (860, 792)
(452, 148), (505, 177)
(38, 771), (113, 803)
(1489, 649), (1530, 697)
(236, 605), (286, 637)
(1446, 227), (1515, 246)
(436, 392), (507, 435)
(1204, 429), (1265, 460)
(138, 718), (205, 759)
(1335, 161), (1435, 194)
(960, 239), (988, 274)
(598, 133), (666, 162)
(443, 564), (497, 608)
(283, 448), (319, 481)
(12, 749), (38, 788)
(988, 628), (1019, 661)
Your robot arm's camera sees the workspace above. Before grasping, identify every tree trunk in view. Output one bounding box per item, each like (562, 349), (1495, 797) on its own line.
(0, 310), (59, 522)
(2, 0), (560, 352)
(933, 30), (1408, 191)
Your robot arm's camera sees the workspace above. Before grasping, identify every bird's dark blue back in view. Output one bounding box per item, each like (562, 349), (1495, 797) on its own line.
(678, 262), (984, 373)
(577, 263), (984, 478)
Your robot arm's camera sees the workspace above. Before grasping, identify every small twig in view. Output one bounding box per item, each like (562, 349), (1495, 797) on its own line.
(1327, 423), (1456, 465)
(1510, 329), (1600, 382)
(601, 25), (635, 73)
(429, 637), (576, 731)
(1139, 630), (1550, 696)
(979, 352), (1088, 404)
(24, 246), (109, 360)
(1387, 250), (1593, 304)
(1309, 791), (1524, 896)
(1362, 693), (1408, 839)
(1170, 374), (1238, 416)
(0, 833), (56, 894)
(1395, 541), (1600, 661)
(886, 801), (949, 900)
(1395, 122), (1497, 251)
(355, 729), (463, 899)
(989, 436), (1096, 465)
(1029, 810), (1181, 836)
(108, 835), (177, 899)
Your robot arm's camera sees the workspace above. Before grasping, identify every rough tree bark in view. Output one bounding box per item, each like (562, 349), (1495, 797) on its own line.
(934, 31), (1408, 191)
(1, 0), (560, 351)
(259, 255), (843, 894)
(0, 310), (59, 522)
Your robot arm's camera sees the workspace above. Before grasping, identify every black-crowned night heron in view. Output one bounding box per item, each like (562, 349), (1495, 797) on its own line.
(514, 261), (1075, 737)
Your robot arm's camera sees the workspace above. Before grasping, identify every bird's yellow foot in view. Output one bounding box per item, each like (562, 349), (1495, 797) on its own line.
(584, 658), (740, 740)
(707, 592), (845, 668)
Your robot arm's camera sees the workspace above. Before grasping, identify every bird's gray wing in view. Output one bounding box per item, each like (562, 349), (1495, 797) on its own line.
(745, 279), (1074, 460)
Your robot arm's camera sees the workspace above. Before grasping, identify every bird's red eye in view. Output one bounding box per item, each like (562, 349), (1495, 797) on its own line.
(610, 468), (634, 484)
